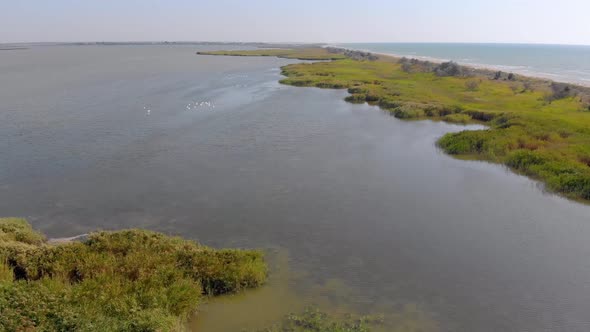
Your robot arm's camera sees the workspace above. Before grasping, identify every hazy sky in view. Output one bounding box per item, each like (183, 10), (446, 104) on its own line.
(2, 0), (590, 45)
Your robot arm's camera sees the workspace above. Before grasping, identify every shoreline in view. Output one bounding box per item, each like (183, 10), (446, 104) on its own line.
(329, 45), (590, 88)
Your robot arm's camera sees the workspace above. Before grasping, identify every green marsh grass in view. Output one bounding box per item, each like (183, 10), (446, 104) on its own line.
(197, 48), (347, 61)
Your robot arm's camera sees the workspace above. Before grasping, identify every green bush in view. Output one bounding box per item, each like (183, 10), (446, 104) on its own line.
(378, 98), (403, 110)
(434, 61), (464, 77)
(345, 94), (368, 104)
(0, 218), (45, 245)
(463, 110), (496, 122)
(347, 87), (367, 94)
(547, 173), (590, 199)
(364, 93), (380, 102)
(392, 107), (424, 119)
(0, 219), (267, 331)
(438, 131), (489, 154)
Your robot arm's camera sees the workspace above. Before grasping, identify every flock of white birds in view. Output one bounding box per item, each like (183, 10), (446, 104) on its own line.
(186, 101), (215, 110)
(143, 101), (215, 116)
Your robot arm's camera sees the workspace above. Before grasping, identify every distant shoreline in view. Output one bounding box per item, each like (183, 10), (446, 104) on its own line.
(5, 41), (588, 87)
(333, 44), (590, 87)
(0, 47), (28, 51)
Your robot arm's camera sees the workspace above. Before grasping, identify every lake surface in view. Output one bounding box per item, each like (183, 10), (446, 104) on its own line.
(340, 43), (590, 86)
(2, 45), (590, 331)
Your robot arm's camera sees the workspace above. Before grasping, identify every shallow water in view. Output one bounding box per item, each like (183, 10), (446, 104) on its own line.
(2, 45), (590, 331)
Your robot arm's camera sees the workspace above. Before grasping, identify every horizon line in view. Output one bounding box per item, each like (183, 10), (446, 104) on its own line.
(2, 40), (590, 47)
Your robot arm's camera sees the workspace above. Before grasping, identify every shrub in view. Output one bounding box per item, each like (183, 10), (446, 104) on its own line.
(390, 105), (424, 119)
(281, 79), (313, 86)
(0, 218), (45, 245)
(545, 82), (576, 102)
(0, 219), (267, 331)
(423, 105), (438, 117)
(505, 150), (548, 171)
(345, 94), (367, 104)
(347, 87), (367, 94)
(522, 80), (534, 92)
(547, 173), (590, 199)
(401, 62), (412, 73)
(437, 131), (489, 154)
(509, 83), (521, 94)
(491, 114), (512, 128)
(315, 82), (346, 89)
(465, 79), (480, 91)
(463, 110), (495, 122)
(434, 61), (463, 77)
(378, 99), (403, 110)
(365, 93), (380, 102)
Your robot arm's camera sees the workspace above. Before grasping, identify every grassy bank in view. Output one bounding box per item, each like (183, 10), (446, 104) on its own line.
(0, 218), (266, 331)
(200, 47), (590, 202)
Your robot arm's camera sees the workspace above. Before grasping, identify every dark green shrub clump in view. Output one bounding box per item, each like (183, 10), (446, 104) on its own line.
(463, 110), (495, 122)
(364, 93), (380, 103)
(345, 94), (368, 104)
(347, 87), (367, 94)
(315, 82), (346, 89)
(438, 131), (489, 154)
(547, 173), (590, 200)
(505, 150), (548, 171)
(0, 218), (267, 331)
(434, 61), (464, 77)
(344, 91), (380, 104)
(378, 98), (403, 110)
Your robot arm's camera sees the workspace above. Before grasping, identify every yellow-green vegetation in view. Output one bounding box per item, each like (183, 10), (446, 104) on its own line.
(0, 218), (266, 331)
(197, 48), (347, 61)
(201, 48), (590, 202)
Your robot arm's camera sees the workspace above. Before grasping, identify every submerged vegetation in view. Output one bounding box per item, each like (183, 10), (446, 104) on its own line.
(251, 305), (437, 332)
(0, 218), (266, 331)
(255, 307), (385, 332)
(201, 47), (590, 202)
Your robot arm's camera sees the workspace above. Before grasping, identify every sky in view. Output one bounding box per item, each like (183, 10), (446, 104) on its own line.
(2, 0), (590, 45)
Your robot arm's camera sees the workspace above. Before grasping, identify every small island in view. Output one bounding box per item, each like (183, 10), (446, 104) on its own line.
(199, 47), (590, 202)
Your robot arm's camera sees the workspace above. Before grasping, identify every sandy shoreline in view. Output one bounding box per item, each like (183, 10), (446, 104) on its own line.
(48, 233), (89, 243)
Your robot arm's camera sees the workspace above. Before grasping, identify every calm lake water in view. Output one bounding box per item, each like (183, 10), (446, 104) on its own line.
(340, 43), (590, 86)
(2, 45), (590, 331)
